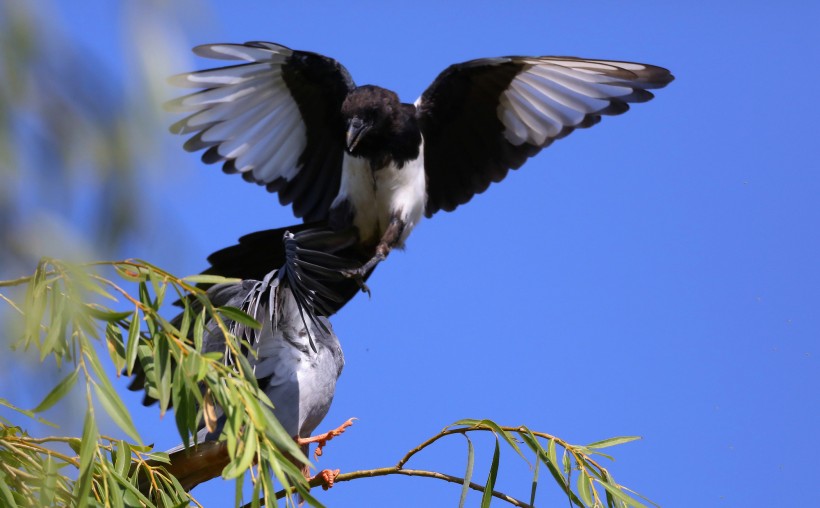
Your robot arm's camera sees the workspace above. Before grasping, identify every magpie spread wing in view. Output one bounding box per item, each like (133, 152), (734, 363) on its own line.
(167, 42), (356, 222)
(416, 56), (673, 216)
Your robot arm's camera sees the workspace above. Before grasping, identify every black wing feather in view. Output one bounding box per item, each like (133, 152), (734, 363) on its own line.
(167, 42), (355, 222)
(417, 56), (673, 216)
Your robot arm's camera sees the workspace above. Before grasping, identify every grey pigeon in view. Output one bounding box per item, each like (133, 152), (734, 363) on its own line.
(131, 230), (355, 491)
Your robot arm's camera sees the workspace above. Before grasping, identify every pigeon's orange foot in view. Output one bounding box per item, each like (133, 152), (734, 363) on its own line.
(297, 418), (357, 460)
(310, 468), (340, 491)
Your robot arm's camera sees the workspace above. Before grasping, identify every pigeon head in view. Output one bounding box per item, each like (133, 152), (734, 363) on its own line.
(341, 85), (401, 155)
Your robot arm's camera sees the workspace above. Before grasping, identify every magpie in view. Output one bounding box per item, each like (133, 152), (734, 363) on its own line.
(168, 42), (673, 285)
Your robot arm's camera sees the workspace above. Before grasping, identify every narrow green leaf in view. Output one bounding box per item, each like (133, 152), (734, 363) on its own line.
(235, 352), (259, 386)
(234, 474), (244, 508)
(543, 452), (585, 508)
(40, 288), (66, 361)
(105, 323), (126, 374)
(618, 485), (662, 508)
(182, 274), (240, 285)
(458, 435), (475, 508)
(92, 382), (141, 443)
(193, 309), (205, 352)
(0, 471), (19, 508)
(218, 305), (262, 330)
(547, 438), (560, 474)
(530, 457), (540, 507)
(75, 404), (99, 506)
(32, 367), (79, 413)
(145, 451), (171, 464)
(595, 479), (647, 508)
(202, 351), (223, 361)
(480, 437), (500, 508)
(577, 470), (593, 507)
(124, 311), (141, 376)
(138, 282), (154, 310)
(108, 469), (157, 507)
(223, 425), (258, 479)
(85, 306), (133, 322)
(479, 419), (528, 464)
(172, 366), (192, 448)
(178, 305), (192, 342)
(114, 264), (147, 282)
(72, 270), (117, 302)
(114, 440), (130, 477)
(154, 335), (172, 415)
(586, 436), (641, 450)
(40, 453), (57, 506)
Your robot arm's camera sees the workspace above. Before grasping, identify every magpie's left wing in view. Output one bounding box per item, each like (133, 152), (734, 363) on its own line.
(416, 56), (673, 216)
(167, 42), (355, 222)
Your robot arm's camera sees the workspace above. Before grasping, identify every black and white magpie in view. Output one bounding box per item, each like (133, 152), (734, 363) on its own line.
(169, 42), (673, 289)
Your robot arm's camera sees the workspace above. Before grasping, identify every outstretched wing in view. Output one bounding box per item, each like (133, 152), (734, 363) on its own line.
(167, 42), (356, 222)
(416, 56), (673, 216)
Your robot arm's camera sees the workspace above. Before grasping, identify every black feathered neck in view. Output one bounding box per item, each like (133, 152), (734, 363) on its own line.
(341, 85), (421, 169)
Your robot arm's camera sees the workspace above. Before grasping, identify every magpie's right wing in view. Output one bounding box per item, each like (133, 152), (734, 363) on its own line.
(167, 42), (355, 222)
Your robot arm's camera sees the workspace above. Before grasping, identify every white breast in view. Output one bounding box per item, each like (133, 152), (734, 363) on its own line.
(334, 140), (426, 246)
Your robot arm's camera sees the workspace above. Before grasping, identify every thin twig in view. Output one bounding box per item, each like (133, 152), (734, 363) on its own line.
(260, 466), (530, 508)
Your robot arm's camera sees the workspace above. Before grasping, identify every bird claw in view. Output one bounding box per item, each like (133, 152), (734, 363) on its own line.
(340, 268), (371, 296)
(297, 418), (357, 460)
(311, 469), (340, 491)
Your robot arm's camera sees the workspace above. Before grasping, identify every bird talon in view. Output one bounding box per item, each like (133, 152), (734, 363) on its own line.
(311, 469), (340, 490)
(297, 418), (357, 460)
(341, 268), (370, 295)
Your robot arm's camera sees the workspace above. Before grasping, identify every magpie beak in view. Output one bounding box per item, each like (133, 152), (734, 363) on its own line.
(345, 117), (369, 152)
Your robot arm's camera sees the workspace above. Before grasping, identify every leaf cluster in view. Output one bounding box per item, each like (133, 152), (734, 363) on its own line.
(1, 258), (314, 507)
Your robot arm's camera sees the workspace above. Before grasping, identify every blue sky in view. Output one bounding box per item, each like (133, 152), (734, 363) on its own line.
(9, 1), (820, 506)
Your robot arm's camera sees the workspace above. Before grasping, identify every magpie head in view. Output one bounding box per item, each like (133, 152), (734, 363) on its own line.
(341, 86), (401, 155)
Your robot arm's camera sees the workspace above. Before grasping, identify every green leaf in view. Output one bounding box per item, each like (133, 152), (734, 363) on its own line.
(218, 305), (262, 330)
(92, 381), (141, 443)
(108, 469), (157, 507)
(480, 437), (500, 508)
(40, 288), (66, 361)
(105, 323), (126, 373)
(586, 436), (641, 450)
(138, 282), (154, 310)
(75, 404), (99, 507)
(530, 457), (540, 507)
(479, 420), (528, 465)
(458, 435), (475, 508)
(595, 479), (647, 508)
(547, 438), (560, 475)
(32, 367), (79, 413)
(542, 451), (585, 508)
(577, 469), (593, 507)
(182, 274), (240, 285)
(125, 311), (141, 376)
(154, 335), (172, 415)
(85, 306), (133, 322)
(0, 471), (19, 508)
(193, 309), (205, 352)
(114, 264), (148, 282)
(178, 305), (192, 342)
(223, 425), (257, 479)
(114, 440), (131, 477)
(40, 452), (57, 506)
(145, 451), (171, 464)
